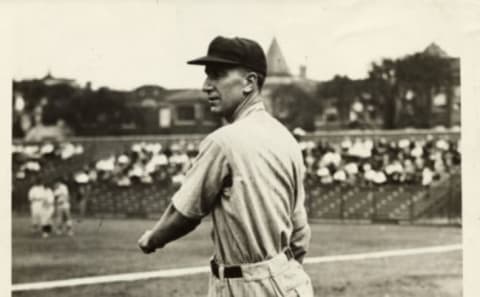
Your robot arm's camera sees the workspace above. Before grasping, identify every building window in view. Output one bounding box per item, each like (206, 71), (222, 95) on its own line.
(159, 107), (172, 128)
(176, 105), (196, 124)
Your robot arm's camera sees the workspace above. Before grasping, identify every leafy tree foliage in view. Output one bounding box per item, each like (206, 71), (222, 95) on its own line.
(269, 83), (318, 131)
(368, 53), (455, 128)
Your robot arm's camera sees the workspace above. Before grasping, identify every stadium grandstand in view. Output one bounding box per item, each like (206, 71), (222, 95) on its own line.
(12, 130), (461, 225)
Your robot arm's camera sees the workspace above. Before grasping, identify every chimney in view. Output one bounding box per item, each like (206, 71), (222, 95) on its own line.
(299, 65), (307, 79)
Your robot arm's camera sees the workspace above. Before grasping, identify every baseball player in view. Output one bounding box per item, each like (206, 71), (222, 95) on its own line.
(138, 36), (313, 296)
(53, 180), (74, 236)
(39, 182), (55, 238)
(27, 178), (44, 233)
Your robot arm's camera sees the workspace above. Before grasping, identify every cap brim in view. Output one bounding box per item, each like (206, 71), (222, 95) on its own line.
(187, 56), (239, 66)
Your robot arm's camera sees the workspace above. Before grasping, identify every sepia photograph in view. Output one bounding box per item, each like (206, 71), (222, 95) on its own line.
(5, 1), (480, 296)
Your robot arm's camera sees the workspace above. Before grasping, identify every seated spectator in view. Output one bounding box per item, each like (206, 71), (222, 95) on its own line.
(319, 147), (341, 169)
(150, 151), (168, 167)
(398, 138), (410, 152)
(333, 169), (347, 184)
(172, 171), (186, 185)
(117, 154), (130, 165)
(422, 166), (434, 186)
(40, 142), (55, 158)
(344, 162), (359, 175)
(372, 170), (387, 185)
(385, 159), (404, 183)
(22, 160), (41, 173)
(23, 145), (42, 159)
(95, 155), (116, 180)
(74, 170), (90, 184)
(316, 167), (333, 185)
(402, 158), (416, 184)
(116, 174), (132, 187)
(128, 161), (145, 181)
(363, 164), (376, 185)
(59, 142), (81, 160)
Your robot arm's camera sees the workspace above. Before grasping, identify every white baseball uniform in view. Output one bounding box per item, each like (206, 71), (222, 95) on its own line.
(172, 96), (313, 296)
(28, 184), (44, 228)
(53, 182), (73, 234)
(40, 186), (55, 227)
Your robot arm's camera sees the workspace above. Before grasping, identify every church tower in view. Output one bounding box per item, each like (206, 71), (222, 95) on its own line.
(266, 37), (292, 77)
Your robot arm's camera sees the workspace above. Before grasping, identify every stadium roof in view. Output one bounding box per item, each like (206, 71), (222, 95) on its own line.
(163, 89), (207, 101)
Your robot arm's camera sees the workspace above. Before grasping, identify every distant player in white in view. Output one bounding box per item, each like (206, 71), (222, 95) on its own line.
(28, 179), (44, 233)
(40, 183), (55, 238)
(53, 180), (74, 236)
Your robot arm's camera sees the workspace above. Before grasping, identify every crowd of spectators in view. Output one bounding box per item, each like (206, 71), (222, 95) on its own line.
(13, 135), (461, 195)
(299, 135), (461, 187)
(70, 140), (200, 188)
(13, 142), (84, 180)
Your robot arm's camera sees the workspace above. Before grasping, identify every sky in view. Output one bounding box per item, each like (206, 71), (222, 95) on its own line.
(6, 0), (479, 90)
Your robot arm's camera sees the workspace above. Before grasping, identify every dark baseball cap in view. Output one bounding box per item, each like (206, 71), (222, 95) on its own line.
(187, 36), (267, 76)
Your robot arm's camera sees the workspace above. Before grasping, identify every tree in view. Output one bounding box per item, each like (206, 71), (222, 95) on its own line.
(316, 75), (358, 126)
(368, 53), (455, 129)
(367, 59), (398, 129)
(269, 83), (318, 131)
(395, 53), (455, 128)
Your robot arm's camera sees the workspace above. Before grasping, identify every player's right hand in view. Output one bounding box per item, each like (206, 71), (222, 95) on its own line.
(138, 230), (156, 254)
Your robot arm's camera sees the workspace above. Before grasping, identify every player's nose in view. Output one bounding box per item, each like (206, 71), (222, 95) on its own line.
(202, 78), (214, 94)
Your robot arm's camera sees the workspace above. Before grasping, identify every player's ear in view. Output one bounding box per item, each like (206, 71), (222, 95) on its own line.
(243, 72), (258, 94)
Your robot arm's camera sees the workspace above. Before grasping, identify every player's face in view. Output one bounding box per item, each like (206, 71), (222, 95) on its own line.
(202, 64), (247, 121)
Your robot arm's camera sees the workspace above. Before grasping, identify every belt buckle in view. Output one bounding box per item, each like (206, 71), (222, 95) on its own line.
(210, 259), (225, 280)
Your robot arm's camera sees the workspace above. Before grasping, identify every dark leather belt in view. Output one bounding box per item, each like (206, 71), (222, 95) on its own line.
(210, 249), (295, 279)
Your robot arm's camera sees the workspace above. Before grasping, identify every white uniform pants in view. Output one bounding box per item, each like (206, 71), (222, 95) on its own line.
(40, 205), (54, 226)
(30, 202), (42, 227)
(55, 204), (73, 230)
(208, 252), (313, 297)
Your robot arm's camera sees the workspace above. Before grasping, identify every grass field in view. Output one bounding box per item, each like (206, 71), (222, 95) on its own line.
(12, 215), (462, 297)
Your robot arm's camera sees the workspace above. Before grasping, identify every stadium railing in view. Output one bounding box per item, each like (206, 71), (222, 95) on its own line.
(306, 171), (461, 225)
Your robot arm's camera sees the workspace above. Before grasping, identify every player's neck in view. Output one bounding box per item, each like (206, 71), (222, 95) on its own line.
(227, 91), (262, 123)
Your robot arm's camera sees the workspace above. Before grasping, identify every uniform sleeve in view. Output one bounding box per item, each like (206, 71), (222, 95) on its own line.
(290, 162), (311, 262)
(171, 136), (229, 219)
